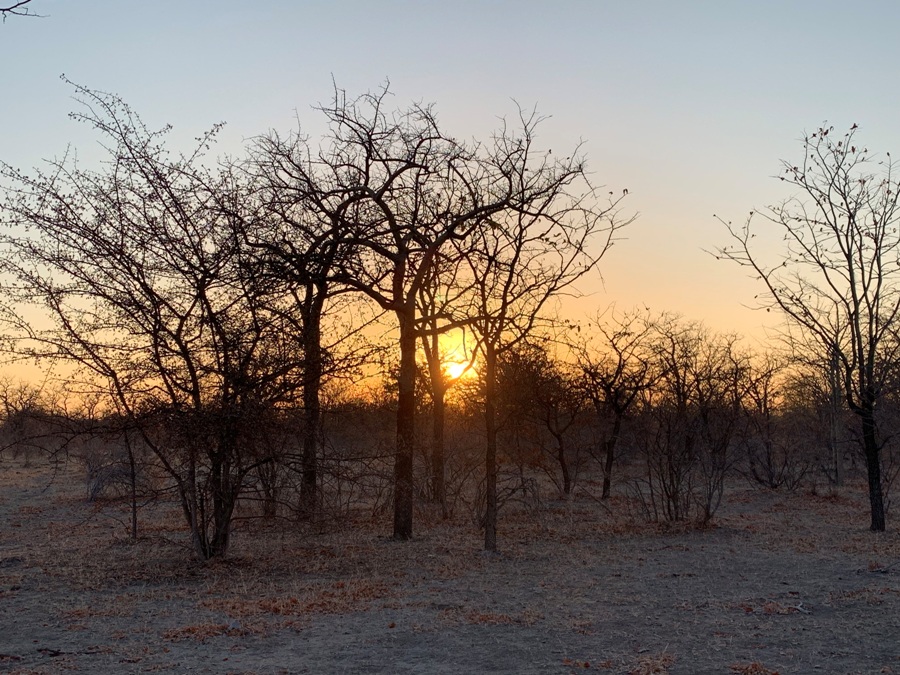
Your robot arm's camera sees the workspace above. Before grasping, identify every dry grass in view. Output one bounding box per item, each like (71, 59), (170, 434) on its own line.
(200, 578), (394, 619)
(2, 458), (900, 673)
(729, 663), (780, 675)
(628, 651), (676, 675)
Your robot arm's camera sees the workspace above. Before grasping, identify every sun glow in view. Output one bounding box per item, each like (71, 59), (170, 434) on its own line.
(444, 360), (471, 380)
(437, 329), (477, 381)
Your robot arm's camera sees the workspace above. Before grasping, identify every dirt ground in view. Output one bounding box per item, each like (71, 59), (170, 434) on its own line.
(1, 457), (899, 675)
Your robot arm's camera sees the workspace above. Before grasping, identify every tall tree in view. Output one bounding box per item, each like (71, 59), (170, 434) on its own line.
(718, 124), (900, 531)
(237, 130), (373, 518)
(417, 251), (475, 512)
(253, 85), (515, 540)
(460, 110), (630, 550)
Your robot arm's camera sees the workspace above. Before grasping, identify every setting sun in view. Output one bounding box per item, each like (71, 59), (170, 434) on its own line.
(436, 329), (477, 381)
(443, 361), (471, 380)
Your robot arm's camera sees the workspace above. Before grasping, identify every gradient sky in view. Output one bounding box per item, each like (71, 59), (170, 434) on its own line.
(3, 0), (900, 349)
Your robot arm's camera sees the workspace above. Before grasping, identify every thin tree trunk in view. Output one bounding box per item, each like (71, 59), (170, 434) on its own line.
(601, 414), (623, 500)
(830, 350), (844, 486)
(558, 437), (571, 496)
(126, 436), (138, 541)
(431, 387), (447, 512)
(550, 422), (570, 496)
(484, 345), (498, 552)
(394, 309), (417, 540)
(860, 406), (885, 531)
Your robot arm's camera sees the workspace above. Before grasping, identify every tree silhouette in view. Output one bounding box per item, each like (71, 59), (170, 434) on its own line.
(237, 128), (375, 518)
(576, 308), (655, 499)
(459, 110), (630, 550)
(0, 83), (303, 558)
(718, 124), (900, 531)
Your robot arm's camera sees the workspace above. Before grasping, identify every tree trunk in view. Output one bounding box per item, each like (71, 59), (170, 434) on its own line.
(829, 350), (844, 486)
(859, 406), (886, 532)
(394, 309), (417, 540)
(125, 431), (138, 541)
(300, 288), (324, 518)
(483, 345), (498, 552)
(601, 414), (623, 500)
(555, 432), (571, 496)
(207, 446), (234, 559)
(431, 386), (447, 512)
(209, 492), (234, 558)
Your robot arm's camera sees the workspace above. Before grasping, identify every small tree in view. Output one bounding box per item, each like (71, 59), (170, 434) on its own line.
(576, 309), (655, 499)
(718, 124), (900, 531)
(497, 342), (585, 497)
(634, 317), (744, 524)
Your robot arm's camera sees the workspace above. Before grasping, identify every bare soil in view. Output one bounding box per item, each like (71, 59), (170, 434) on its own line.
(1, 457), (899, 674)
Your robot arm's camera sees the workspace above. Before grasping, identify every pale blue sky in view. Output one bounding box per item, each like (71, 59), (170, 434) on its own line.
(3, 0), (900, 343)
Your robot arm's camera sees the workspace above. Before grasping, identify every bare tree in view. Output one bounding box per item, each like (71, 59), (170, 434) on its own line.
(718, 124), (900, 531)
(736, 353), (815, 491)
(249, 85), (456, 540)
(272, 86), (558, 541)
(237, 130), (377, 519)
(0, 83), (303, 558)
(498, 342), (585, 497)
(416, 249), (477, 511)
(633, 317), (743, 524)
(576, 308), (655, 499)
(460, 110), (630, 550)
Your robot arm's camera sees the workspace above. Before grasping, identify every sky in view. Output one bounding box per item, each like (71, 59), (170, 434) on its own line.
(3, 0), (900, 351)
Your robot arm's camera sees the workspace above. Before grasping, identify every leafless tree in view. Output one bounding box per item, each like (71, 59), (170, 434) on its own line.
(632, 317), (744, 524)
(254, 85), (456, 540)
(271, 86), (570, 541)
(718, 124), (900, 531)
(0, 83), (304, 558)
(498, 342), (585, 497)
(417, 255), (474, 512)
(576, 308), (655, 499)
(236, 129), (378, 519)
(735, 353), (815, 491)
(459, 110), (630, 550)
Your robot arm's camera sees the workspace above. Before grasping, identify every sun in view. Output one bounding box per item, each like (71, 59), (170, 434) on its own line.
(436, 329), (477, 381)
(444, 361), (470, 380)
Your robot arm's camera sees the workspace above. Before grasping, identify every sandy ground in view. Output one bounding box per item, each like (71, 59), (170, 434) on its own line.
(1, 457), (899, 674)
